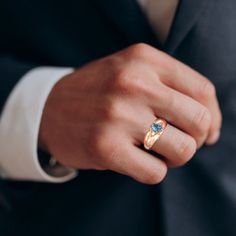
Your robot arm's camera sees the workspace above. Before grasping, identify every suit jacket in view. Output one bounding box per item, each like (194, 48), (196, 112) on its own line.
(1, 0), (236, 235)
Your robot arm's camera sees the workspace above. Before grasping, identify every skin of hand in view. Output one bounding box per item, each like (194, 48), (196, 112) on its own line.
(39, 43), (222, 185)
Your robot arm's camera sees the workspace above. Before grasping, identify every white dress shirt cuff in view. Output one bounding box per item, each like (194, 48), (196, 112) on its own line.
(0, 67), (78, 183)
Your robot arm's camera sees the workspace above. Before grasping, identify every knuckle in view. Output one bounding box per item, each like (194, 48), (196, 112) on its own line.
(199, 80), (216, 98)
(89, 128), (121, 168)
(192, 107), (211, 136)
(211, 111), (222, 135)
(218, 112), (223, 129)
(144, 174), (161, 185)
(102, 98), (122, 122)
(89, 129), (111, 159)
(112, 67), (145, 95)
(113, 66), (133, 91)
(176, 136), (197, 166)
(94, 165), (107, 171)
(140, 166), (167, 185)
(127, 43), (151, 59)
(106, 147), (121, 164)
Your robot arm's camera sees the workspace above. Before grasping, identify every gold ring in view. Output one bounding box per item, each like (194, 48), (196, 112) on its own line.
(144, 118), (167, 150)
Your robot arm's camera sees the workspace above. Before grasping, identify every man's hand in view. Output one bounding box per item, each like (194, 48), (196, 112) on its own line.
(39, 43), (222, 184)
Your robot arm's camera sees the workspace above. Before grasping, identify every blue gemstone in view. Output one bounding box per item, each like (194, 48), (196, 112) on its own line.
(151, 123), (163, 133)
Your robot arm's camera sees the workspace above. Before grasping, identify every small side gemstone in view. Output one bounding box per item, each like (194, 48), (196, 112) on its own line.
(151, 123), (163, 133)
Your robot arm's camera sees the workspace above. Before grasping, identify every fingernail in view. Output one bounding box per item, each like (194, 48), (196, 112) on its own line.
(206, 131), (220, 145)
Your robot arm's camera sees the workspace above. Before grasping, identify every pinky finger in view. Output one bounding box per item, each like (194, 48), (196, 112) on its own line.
(108, 143), (167, 185)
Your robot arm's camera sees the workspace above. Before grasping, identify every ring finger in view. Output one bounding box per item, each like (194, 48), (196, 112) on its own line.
(133, 116), (197, 167)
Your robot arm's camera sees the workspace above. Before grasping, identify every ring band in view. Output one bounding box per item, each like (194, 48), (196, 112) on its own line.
(144, 118), (167, 150)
